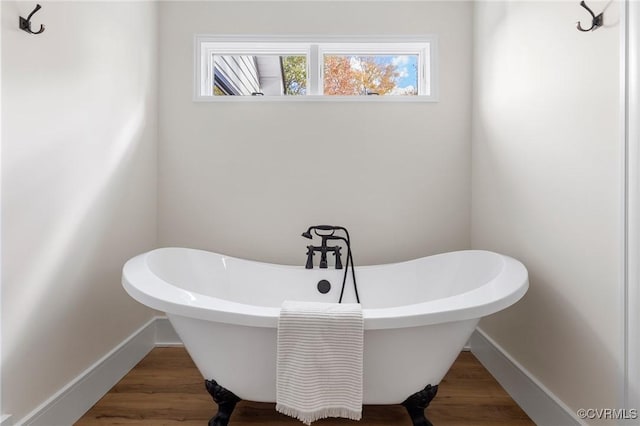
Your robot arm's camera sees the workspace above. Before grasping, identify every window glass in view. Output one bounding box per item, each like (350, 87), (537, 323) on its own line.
(213, 55), (307, 96)
(323, 54), (419, 96)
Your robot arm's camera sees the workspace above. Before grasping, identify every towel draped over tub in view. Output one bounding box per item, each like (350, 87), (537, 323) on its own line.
(276, 301), (364, 425)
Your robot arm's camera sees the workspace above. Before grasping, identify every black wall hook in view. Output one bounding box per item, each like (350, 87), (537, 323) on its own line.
(19, 4), (45, 35)
(577, 1), (603, 32)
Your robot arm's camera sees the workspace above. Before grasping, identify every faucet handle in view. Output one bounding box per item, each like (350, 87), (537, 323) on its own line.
(305, 245), (315, 269)
(334, 247), (343, 269)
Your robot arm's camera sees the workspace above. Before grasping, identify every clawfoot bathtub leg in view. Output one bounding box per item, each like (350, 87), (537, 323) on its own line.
(401, 384), (439, 426)
(205, 379), (241, 426)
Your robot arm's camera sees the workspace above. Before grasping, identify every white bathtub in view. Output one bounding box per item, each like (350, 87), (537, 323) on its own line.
(122, 247), (527, 406)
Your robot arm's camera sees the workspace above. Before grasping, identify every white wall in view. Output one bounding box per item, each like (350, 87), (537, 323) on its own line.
(471, 0), (623, 419)
(1, 1), (158, 421)
(158, 1), (473, 266)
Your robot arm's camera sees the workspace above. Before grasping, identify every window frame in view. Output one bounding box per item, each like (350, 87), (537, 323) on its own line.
(194, 35), (439, 102)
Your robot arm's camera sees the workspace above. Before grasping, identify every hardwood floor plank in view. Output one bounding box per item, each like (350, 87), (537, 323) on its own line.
(76, 348), (533, 425)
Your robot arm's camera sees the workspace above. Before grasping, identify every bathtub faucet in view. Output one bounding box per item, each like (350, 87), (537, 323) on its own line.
(301, 225), (360, 303)
(302, 225), (347, 269)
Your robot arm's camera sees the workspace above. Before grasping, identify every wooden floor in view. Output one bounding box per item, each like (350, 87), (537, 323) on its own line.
(76, 347), (533, 426)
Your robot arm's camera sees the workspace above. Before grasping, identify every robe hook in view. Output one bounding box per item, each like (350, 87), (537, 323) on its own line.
(577, 0), (603, 32)
(19, 4), (45, 35)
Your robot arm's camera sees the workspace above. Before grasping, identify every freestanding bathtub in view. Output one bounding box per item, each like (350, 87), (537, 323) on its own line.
(122, 247), (528, 425)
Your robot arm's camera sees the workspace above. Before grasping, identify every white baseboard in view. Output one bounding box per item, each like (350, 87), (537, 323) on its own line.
(470, 328), (583, 426)
(1, 415), (13, 426)
(16, 316), (182, 426)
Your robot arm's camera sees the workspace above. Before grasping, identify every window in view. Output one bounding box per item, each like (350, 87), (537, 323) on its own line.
(195, 36), (437, 101)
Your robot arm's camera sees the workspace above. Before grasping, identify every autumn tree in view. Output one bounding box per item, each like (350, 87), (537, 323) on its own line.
(323, 56), (357, 95)
(323, 56), (399, 95)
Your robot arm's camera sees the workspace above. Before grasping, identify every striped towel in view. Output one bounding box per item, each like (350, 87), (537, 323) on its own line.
(276, 301), (364, 425)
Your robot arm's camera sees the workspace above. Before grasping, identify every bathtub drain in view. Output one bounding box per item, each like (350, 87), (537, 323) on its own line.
(317, 280), (331, 294)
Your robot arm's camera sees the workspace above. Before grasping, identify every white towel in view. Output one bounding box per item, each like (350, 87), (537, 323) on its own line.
(276, 301), (364, 425)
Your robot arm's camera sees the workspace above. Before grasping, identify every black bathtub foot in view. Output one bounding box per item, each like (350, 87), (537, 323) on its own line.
(205, 379), (241, 426)
(401, 384), (439, 426)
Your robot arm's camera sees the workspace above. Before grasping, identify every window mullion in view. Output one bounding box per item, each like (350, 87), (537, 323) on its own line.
(308, 44), (320, 96)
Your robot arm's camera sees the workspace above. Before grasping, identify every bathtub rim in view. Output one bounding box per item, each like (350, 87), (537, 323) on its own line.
(122, 247), (528, 330)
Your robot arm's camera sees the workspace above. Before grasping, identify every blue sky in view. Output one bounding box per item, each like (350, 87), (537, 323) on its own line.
(390, 55), (418, 90)
(391, 55), (418, 90)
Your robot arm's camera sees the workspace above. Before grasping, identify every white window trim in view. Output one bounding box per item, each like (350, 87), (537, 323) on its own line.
(194, 35), (439, 102)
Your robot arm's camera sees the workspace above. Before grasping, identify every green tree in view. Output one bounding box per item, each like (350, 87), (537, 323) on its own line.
(282, 56), (307, 95)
